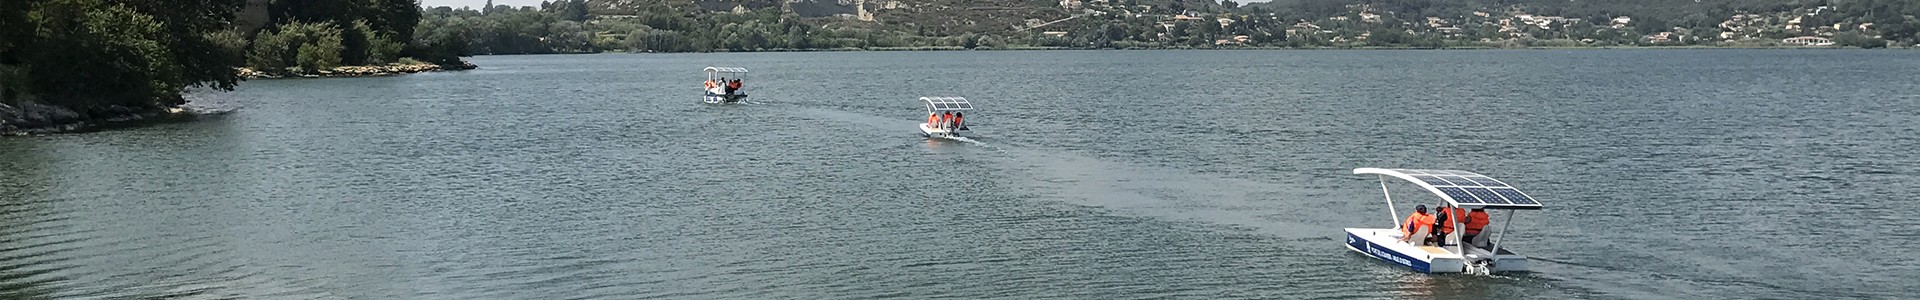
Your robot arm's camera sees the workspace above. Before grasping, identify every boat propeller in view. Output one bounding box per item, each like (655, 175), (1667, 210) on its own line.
(1465, 259), (1494, 276)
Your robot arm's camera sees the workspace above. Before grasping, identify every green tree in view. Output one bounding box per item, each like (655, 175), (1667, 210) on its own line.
(366, 32), (404, 64)
(249, 21), (346, 72)
(267, 0), (419, 65)
(0, 0), (32, 60)
(121, 0), (245, 92)
(248, 30), (295, 71)
(411, 18), (473, 64)
(297, 33), (344, 70)
(4, 0), (245, 115)
(1171, 21), (1191, 42)
(23, 0), (182, 110)
(1834, 32), (1887, 48)
(340, 19), (373, 65)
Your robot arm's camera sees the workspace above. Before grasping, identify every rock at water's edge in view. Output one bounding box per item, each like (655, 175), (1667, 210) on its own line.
(0, 102), (188, 136)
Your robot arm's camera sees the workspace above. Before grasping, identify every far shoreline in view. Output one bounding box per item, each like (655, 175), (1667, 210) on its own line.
(475, 45), (1907, 56)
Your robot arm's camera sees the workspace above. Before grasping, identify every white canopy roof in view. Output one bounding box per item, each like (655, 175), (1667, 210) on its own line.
(1354, 168), (1544, 210)
(704, 67), (748, 73)
(921, 97), (973, 111)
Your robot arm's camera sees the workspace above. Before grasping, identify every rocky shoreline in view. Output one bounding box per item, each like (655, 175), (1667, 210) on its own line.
(3, 61), (477, 136)
(0, 102), (191, 136)
(239, 61), (477, 79)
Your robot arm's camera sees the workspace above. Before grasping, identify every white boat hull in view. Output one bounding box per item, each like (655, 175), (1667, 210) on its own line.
(1342, 228), (1528, 273)
(919, 122), (967, 138)
(704, 93), (747, 104)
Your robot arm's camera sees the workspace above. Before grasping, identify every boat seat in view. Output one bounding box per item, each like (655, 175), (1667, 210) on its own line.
(1403, 226), (1431, 246)
(1438, 231), (1461, 247)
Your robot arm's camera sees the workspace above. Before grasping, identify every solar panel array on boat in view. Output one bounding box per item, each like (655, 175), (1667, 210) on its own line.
(1392, 169), (1541, 209)
(704, 67), (749, 73)
(921, 97), (973, 110)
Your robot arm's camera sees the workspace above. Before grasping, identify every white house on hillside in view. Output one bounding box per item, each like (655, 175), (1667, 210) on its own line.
(1782, 36), (1834, 46)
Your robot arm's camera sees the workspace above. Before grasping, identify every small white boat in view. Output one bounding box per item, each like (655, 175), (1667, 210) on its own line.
(702, 67), (748, 104)
(917, 96), (973, 139)
(1344, 168), (1543, 274)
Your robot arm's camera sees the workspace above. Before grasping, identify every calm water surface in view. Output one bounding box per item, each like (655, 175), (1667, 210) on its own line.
(3, 50), (1918, 299)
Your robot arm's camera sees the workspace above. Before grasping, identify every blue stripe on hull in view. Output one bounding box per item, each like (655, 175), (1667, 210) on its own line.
(1346, 232), (1432, 273)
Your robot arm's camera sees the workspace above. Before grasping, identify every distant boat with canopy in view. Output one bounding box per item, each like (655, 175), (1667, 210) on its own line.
(702, 67), (748, 104)
(917, 96), (973, 139)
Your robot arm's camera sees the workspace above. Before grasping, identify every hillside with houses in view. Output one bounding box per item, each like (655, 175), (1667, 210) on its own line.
(407, 0), (1916, 54)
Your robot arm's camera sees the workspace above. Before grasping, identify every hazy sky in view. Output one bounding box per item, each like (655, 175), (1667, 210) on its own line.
(420, 0), (548, 9)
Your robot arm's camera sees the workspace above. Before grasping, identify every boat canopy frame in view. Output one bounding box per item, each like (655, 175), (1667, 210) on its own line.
(1353, 168), (1544, 210)
(704, 67), (748, 81)
(704, 66), (749, 74)
(921, 97), (973, 112)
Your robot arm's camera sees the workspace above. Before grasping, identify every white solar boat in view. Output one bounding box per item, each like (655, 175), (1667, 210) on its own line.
(702, 67), (748, 104)
(917, 97), (973, 139)
(1344, 168), (1543, 274)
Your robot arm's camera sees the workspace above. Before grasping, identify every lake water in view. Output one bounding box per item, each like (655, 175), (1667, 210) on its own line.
(3, 50), (1918, 299)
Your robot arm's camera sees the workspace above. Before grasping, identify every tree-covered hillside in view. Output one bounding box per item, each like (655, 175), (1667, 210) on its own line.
(410, 0), (1918, 54)
(1250, 0), (1917, 43)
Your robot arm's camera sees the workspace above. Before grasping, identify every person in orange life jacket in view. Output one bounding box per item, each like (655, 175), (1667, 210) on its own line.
(941, 111), (954, 130)
(1398, 205), (1434, 245)
(952, 112), (964, 130)
(928, 113), (939, 128)
(1463, 208), (1491, 248)
(1435, 204), (1469, 245)
(727, 79), (743, 94)
(704, 79), (717, 90)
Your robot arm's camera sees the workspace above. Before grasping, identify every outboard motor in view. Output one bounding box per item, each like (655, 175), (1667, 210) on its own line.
(1465, 258), (1494, 276)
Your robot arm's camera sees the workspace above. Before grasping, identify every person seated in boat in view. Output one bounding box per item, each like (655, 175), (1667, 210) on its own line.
(1464, 208), (1490, 249)
(1397, 205), (1434, 245)
(940, 112), (954, 130)
(928, 113), (941, 128)
(727, 79), (743, 95)
(705, 79), (717, 91)
(1435, 204), (1468, 246)
(951, 112), (964, 130)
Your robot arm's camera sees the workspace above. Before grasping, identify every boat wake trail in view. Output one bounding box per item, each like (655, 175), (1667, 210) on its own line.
(1525, 255), (1631, 274)
(945, 136), (987, 146)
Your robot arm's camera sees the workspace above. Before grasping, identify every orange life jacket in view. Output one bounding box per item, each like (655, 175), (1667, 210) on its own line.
(1465, 210), (1490, 234)
(1402, 212), (1433, 237)
(728, 80), (742, 89)
(1437, 207), (1467, 233)
(705, 80), (716, 89)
